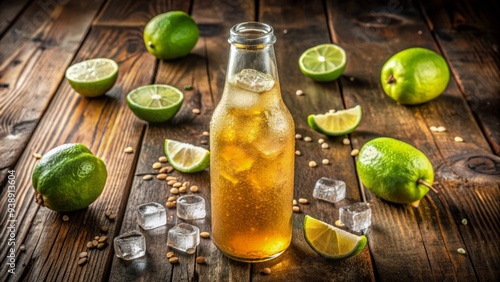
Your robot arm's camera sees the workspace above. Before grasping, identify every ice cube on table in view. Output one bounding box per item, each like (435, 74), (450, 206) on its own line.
(167, 223), (200, 254)
(177, 195), (206, 220)
(339, 202), (372, 232)
(114, 230), (146, 260)
(313, 177), (346, 203)
(136, 202), (167, 230)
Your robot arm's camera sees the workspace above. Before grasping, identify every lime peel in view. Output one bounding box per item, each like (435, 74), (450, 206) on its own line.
(164, 139), (210, 173)
(303, 215), (367, 260)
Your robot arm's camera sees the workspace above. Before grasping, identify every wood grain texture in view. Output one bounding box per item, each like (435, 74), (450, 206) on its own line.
(0, 25), (156, 282)
(0, 0), (106, 187)
(94, 0), (191, 26)
(0, 0), (30, 35)
(327, 0), (499, 280)
(419, 0), (500, 155)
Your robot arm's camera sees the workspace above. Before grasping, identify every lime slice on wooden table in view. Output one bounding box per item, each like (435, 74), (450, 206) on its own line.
(164, 139), (210, 173)
(303, 215), (367, 260)
(126, 85), (184, 123)
(65, 58), (119, 97)
(299, 44), (347, 82)
(308, 105), (362, 136)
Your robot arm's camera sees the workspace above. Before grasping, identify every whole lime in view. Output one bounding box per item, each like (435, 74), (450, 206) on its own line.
(32, 143), (107, 212)
(381, 47), (450, 105)
(356, 137), (434, 207)
(143, 11), (199, 60)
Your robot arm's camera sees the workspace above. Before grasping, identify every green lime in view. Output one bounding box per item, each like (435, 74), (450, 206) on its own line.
(303, 215), (367, 260)
(308, 105), (362, 136)
(65, 58), (118, 97)
(126, 84), (184, 123)
(298, 44), (347, 82)
(32, 143), (107, 212)
(144, 11), (199, 60)
(381, 47), (450, 105)
(164, 139), (210, 173)
(356, 137), (435, 207)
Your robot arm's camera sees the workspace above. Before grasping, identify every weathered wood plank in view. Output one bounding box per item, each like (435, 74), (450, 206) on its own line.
(0, 0), (30, 36)
(419, 0), (500, 155)
(252, 0), (375, 281)
(94, 0), (191, 26)
(0, 25), (156, 281)
(327, 0), (499, 280)
(0, 0), (106, 186)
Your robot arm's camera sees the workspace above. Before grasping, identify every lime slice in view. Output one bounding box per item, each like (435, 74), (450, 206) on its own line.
(299, 44), (347, 82)
(308, 105), (362, 136)
(126, 85), (184, 123)
(164, 139), (210, 173)
(303, 215), (367, 260)
(65, 58), (119, 97)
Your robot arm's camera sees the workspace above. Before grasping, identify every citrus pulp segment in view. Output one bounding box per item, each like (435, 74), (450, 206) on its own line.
(164, 139), (210, 173)
(299, 44), (347, 81)
(303, 215), (367, 260)
(308, 105), (362, 136)
(65, 58), (119, 97)
(126, 84), (184, 123)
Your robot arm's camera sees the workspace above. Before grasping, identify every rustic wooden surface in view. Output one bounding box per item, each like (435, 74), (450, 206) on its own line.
(0, 0), (499, 281)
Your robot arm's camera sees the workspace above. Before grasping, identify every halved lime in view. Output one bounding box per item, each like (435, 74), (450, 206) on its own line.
(164, 139), (210, 173)
(308, 105), (362, 136)
(65, 58), (119, 97)
(303, 215), (367, 260)
(126, 85), (184, 123)
(299, 44), (347, 82)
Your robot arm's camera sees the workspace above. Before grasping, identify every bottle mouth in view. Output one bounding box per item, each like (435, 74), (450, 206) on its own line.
(228, 22), (276, 47)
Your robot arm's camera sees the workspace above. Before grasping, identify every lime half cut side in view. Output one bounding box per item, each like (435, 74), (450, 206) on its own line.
(126, 85), (184, 123)
(299, 44), (347, 82)
(308, 105), (362, 136)
(303, 215), (367, 260)
(65, 58), (119, 97)
(164, 139), (210, 173)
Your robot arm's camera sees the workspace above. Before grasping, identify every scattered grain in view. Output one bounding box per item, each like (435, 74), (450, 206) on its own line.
(322, 159), (329, 165)
(292, 199), (297, 206)
(304, 136), (312, 142)
(62, 215), (69, 222)
(159, 156), (168, 163)
(97, 242), (107, 250)
(457, 248), (466, 254)
(124, 147), (134, 154)
(179, 186), (187, 193)
(169, 257), (179, 264)
(196, 256), (206, 264)
(170, 188), (179, 195)
(430, 126), (438, 132)
(329, 109), (336, 113)
(295, 89), (304, 96)
(95, 236), (100, 240)
(87, 241), (94, 249)
(108, 214), (117, 221)
(298, 198), (308, 204)
(437, 126), (447, 132)
(261, 268), (272, 275)
(283, 29), (288, 34)
(295, 134), (302, 140)
(166, 166), (174, 173)
(173, 182), (182, 188)
(182, 181), (190, 187)
(202, 131), (210, 136)
(159, 167), (169, 174)
(166, 202), (176, 209)
(78, 257), (88, 266)
(349, 77), (355, 82)
(33, 153), (42, 159)
(309, 161), (317, 168)
(100, 226), (108, 233)
(105, 210), (112, 217)
(292, 206), (300, 212)
(142, 174), (153, 180)
(166, 251), (175, 258)
(335, 220), (344, 227)
(318, 138), (325, 144)
(79, 252), (88, 258)
(157, 173), (168, 180)
(461, 219), (468, 225)
(295, 150), (301, 156)
(192, 108), (201, 114)
(190, 185), (199, 193)
(92, 240), (98, 247)
(19, 245), (26, 252)
(343, 138), (350, 145)
(351, 149), (359, 156)
(417, 30), (423, 35)
(200, 232), (210, 238)
(167, 180), (177, 186)
(321, 143), (329, 149)
(98, 236), (107, 243)
(454, 136), (464, 142)
(152, 162), (162, 169)
(166, 176), (177, 181)
(201, 140), (208, 145)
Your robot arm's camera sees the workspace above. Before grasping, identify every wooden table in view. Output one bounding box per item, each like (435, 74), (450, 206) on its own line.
(1, 0), (499, 281)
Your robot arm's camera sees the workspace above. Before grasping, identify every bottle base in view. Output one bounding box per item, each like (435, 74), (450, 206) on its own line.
(213, 241), (287, 263)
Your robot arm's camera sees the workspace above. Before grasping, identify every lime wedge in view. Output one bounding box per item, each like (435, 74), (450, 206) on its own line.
(308, 105), (362, 136)
(299, 44), (347, 82)
(65, 58), (119, 97)
(164, 139), (210, 173)
(303, 215), (367, 260)
(126, 85), (184, 123)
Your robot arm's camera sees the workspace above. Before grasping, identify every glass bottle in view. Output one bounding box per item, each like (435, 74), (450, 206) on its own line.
(210, 22), (295, 262)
